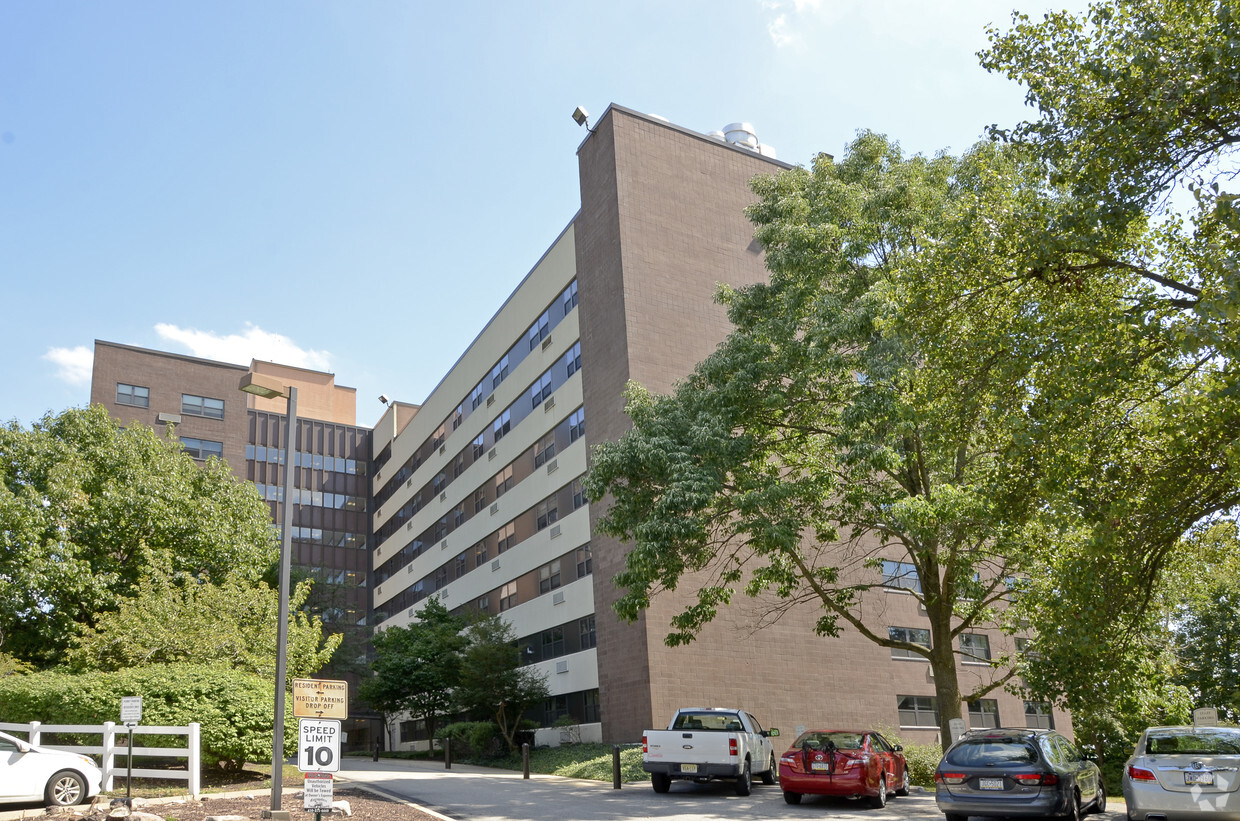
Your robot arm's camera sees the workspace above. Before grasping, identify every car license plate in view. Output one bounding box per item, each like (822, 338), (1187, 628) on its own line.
(680, 764), (698, 774)
(812, 762), (830, 772)
(979, 778), (1005, 790)
(1185, 771), (1215, 786)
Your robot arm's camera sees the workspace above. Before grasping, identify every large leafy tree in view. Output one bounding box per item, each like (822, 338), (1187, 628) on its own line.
(0, 406), (277, 666)
(64, 564), (341, 683)
(456, 613), (548, 753)
(585, 132), (1169, 747)
(359, 597), (467, 749)
(1172, 521), (1240, 721)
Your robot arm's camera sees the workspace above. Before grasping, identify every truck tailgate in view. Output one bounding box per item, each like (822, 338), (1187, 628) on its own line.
(645, 731), (733, 766)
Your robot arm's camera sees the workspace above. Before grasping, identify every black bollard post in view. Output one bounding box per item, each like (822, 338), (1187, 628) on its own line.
(372, 741), (379, 762)
(522, 742), (530, 779)
(445, 737), (452, 770)
(612, 745), (622, 789)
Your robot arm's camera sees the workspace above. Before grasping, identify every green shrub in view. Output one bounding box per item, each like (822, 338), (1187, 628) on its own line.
(441, 721), (500, 758)
(0, 663), (292, 770)
(885, 733), (943, 787)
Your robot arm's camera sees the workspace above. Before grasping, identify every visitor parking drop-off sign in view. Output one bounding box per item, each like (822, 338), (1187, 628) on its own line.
(298, 718), (341, 773)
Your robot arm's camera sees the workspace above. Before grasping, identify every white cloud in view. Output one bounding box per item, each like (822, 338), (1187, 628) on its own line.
(154, 323), (334, 372)
(44, 346), (93, 385)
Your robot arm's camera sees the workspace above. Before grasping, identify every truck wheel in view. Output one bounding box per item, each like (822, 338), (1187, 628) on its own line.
(761, 753), (777, 785)
(784, 790), (803, 805)
(735, 758), (753, 796)
(651, 772), (671, 793)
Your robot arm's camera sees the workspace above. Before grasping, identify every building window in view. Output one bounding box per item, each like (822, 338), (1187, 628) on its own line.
(571, 478), (587, 510)
(181, 394), (224, 418)
(889, 626), (931, 659)
(470, 380), (485, 410)
(534, 433), (556, 468)
(562, 279), (578, 312)
(576, 544), (592, 578)
(453, 502), (465, 528)
(543, 694), (569, 725)
(1024, 701), (1054, 729)
(496, 522), (515, 553)
(180, 437), (223, 460)
(474, 541), (488, 566)
(474, 487), (487, 513)
(536, 496), (558, 530)
(491, 355), (509, 389)
(897, 695), (939, 728)
(473, 434), (485, 460)
(453, 404), (463, 430)
(530, 370), (553, 407)
(432, 472), (446, 493)
(579, 615), (596, 649)
(116, 383), (149, 408)
(541, 627), (565, 658)
(434, 517), (447, 541)
(539, 560), (561, 594)
(960, 633), (992, 662)
(564, 341), (582, 377)
(881, 560), (922, 593)
(494, 465), (513, 497)
(431, 424), (445, 450)
(493, 408), (511, 441)
(476, 594), (490, 613)
(499, 581), (517, 611)
(528, 311), (550, 350)
(969, 699), (1000, 729)
(569, 407), (585, 443)
(453, 455), (465, 478)
(583, 687), (599, 722)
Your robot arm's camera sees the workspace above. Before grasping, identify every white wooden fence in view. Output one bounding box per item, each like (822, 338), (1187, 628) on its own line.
(0, 721), (201, 796)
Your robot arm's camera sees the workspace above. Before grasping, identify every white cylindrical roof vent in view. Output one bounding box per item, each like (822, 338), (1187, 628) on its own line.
(723, 122), (758, 148)
(706, 130), (726, 141)
(757, 143), (778, 159)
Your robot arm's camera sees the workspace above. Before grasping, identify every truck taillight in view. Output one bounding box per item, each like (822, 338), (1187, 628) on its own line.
(642, 735), (648, 754)
(729, 737), (738, 757)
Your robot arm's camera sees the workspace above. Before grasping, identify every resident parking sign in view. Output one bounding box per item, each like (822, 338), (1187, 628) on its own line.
(298, 718), (341, 773)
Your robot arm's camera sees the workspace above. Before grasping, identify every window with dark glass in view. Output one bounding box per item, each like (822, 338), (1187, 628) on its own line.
(897, 695), (939, 727)
(473, 434), (485, 460)
(431, 424), (445, 450)
(541, 627), (564, 658)
(116, 383), (149, 408)
(571, 478), (586, 510)
(528, 310), (550, 350)
(453, 503), (465, 527)
(474, 487), (487, 513)
(494, 465), (513, 497)
(575, 544), (592, 578)
(579, 615), (596, 649)
(452, 404), (463, 430)
(889, 626), (931, 659)
(530, 371), (552, 407)
(1024, 701), (1054, 729)
(537, 495), (558, 530)
(491, 355), (509, 389)
(470, 380), (485, 410)
(182, 393), (224, 418)
(968, 699), (1000, 729)
(474, 541), (488, 566)
(881, 560), (922, 593)
(534, 432), (556, 468)
(960, 633), (992, 662)
(454, 454), (465, 478)
(180, 436), (223, 460)
(432, 472), (446, 493)
(499, 581), (517, 611)
(564, 341), (582, 377)
(497, 522), (515, 553)
(434, 517), (447, 541)
(493, 408), (511, 440)
(562, 280), (578, 312)
(539, 560), (561, 594)
(569, 407), (585, 443)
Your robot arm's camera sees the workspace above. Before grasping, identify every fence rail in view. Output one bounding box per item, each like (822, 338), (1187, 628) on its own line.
(0, 720), (201, 796)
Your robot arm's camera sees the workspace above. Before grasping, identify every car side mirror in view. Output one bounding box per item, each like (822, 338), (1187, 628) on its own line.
(893, 744), (904, 751)
(765, 728), (780, 738)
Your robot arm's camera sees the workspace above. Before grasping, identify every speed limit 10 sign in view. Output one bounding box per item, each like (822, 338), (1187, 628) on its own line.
(298, 718), (341, 773)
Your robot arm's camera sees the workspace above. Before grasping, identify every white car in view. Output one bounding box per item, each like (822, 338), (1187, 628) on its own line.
(0, 730), (103, 806)
(1123, 725), (1240, 821)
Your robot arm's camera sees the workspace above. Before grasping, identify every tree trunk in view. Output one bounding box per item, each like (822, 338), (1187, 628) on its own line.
(928, 615), (964, 751)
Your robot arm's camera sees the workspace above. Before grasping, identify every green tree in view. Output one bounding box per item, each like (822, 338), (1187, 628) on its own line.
(359, 597), (466, 750)
(457, 613), (548, 753)
(64, 564), (341, 684)
(0, 406), (277, 667)
(1172, 521), (1240, 721)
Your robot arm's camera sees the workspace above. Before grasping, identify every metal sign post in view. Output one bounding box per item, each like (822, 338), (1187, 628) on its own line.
(120, 696), (143, 803)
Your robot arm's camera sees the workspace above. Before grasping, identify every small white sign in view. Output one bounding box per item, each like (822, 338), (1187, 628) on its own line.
(120, 696), (143, 725)
(949, 718), (967, 742)
(303, 772), (333, 811)
(298, 718), (341, 773)
(1193, 707), (1220, 727)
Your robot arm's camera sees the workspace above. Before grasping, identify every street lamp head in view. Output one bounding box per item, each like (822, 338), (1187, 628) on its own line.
(239, 372), (289, 400)
(572, 106), (591, 129)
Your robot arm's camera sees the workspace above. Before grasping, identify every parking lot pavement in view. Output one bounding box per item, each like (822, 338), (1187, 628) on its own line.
(337, 757), (969, 821)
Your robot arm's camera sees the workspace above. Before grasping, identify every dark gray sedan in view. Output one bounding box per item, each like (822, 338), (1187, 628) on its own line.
(935, 728), (1105, 821)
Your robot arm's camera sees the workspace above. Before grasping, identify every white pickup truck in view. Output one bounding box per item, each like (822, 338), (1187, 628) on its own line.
(642, 707), (781, 796)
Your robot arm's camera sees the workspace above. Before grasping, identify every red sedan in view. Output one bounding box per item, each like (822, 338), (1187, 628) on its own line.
(779, 729), (910, 807)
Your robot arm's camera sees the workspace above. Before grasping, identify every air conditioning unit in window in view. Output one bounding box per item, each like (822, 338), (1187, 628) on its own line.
(546, 459), (558, 474)
(490, 503), (499, 515)
(491, 559), (501, 572)
(556, 661), (568, 674)
(440, 491), (447, 503)
(550, 524), (561, 539)
(553, 591), (565, 605)
(440, 539), (448, 550)
(487, 395), (495, 407)
(488, 448), (497, 460)
(544, 396), (555, 411)
(440, 445), (446, 455)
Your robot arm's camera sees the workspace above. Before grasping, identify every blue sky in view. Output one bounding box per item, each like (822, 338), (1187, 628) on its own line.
(1, 0), (1086, 430)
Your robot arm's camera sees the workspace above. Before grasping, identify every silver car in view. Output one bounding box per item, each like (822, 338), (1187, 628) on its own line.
(1123, 725), (1240, 821)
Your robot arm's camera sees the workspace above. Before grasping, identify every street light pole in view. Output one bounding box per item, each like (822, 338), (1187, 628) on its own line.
(271, 385), (296, 814)
(239, 374), (298, 819)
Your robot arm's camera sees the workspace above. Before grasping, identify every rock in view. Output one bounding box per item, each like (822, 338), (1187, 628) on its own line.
(332, 799), (352, 817)
(203, 815), (249, 821)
